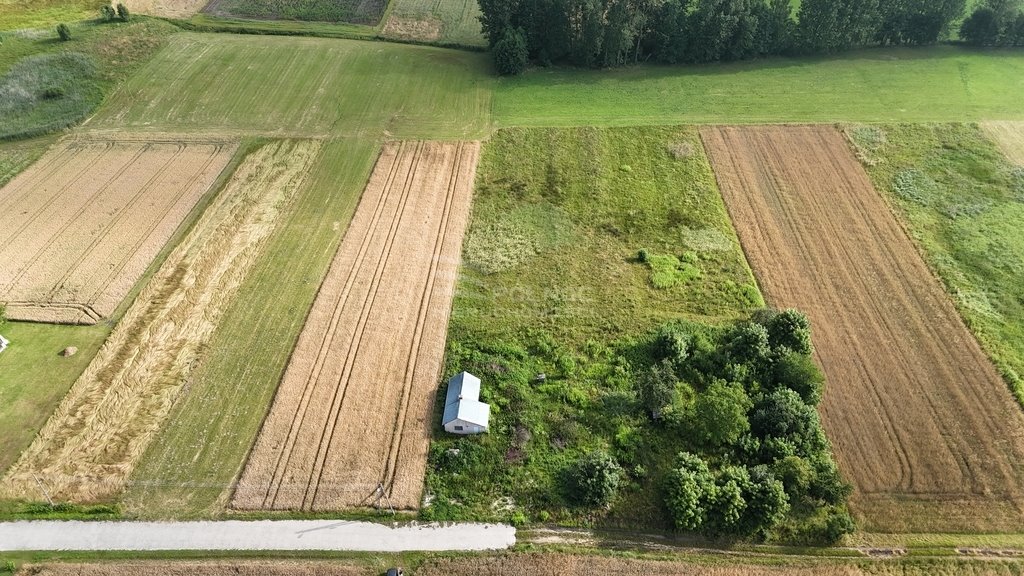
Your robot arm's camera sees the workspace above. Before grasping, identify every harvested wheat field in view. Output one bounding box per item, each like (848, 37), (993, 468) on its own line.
(417, 554), (1024, 576)
(0, 137), (235, 325)
(981, 122), (1024, 165)
(123, 0), (211, 19)
(701, 125), (1024, 532)
(0, 140), (321, 503)
(233, 141), (479, 511)
(18, 561), (368, 576)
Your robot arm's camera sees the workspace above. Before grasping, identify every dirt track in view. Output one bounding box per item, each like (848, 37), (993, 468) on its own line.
(0, 138), (234, 324)
(981, 122), (1024, 165)
(0, 141), (320, 503)
(702, 125), (1024, 532)
(233, 141), (479, 511)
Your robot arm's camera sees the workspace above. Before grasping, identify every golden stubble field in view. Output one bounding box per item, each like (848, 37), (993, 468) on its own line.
(0, 137), (235, 325)
(701, 125), (1024, 532)
(233, 141), (479, 511)
(0, 140), (321, 503)
(981, 122), (1024, 165)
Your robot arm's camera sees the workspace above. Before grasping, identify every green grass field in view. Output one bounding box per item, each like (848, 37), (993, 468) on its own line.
(0, 0), (104, 30)
(0, 322), (110, 476)
(122, 138), (378, 518)
(848, 123), (1024, 407)
(384, 0), (485, 47)
(89, 32), (492, 138)
(493, 47), (1024, 126)
(425, 126), (766, 529)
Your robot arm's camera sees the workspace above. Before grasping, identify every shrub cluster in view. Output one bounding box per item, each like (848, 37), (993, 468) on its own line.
(479, 0), (969, 73)
(100, 4), (131, 22)
(961, 0), (1024, 46)
(648, 309), (854, 543)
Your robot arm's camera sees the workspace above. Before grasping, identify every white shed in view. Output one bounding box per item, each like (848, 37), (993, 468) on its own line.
(442, 371), (490, 434)
(0, 335), (8, 354)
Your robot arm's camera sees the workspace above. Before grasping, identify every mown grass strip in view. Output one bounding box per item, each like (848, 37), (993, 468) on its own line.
(494, 47), (1024, 126)
(123, 138), (378, 518)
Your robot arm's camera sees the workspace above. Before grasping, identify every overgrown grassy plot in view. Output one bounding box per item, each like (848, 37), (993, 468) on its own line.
(425, 127), (820, 533)
(0, 18), (176, 140)
(493, 47), (1024, 127)
(0, 0), (105, 30)
(90, 33), (493, 138)
(847, 123), (1024, 408)
(204, 0), (385, 25)
(124, 138), (378, 518)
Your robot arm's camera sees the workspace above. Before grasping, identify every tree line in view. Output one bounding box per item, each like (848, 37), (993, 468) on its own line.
(480, 0), (1023, 74)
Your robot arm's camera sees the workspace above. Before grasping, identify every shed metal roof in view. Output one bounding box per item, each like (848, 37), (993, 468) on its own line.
(442, 372), (489, 427)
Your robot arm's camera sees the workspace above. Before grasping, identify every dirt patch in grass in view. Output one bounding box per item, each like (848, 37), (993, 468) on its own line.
(702, 125), (1024, 533)
(0, 140), (321, 503)
(233, 141), (479, 511)
(0, 136), (235, 325)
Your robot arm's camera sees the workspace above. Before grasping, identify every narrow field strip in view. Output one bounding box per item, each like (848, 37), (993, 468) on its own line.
(701, 125), (1024, 532)
(981, 122), (1024, 165)
(0, 140), (321, 503)
(233, 141), (479, 511)
(0, 137), (235, 325)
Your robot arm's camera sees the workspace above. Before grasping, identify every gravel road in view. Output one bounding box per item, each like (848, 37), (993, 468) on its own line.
(0, 520), (515, 551)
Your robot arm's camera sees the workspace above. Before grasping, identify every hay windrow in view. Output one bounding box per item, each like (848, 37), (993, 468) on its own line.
(233, 141), (479, 511)
(0, 140), (322, 503)
(701, 125), (1024, 532)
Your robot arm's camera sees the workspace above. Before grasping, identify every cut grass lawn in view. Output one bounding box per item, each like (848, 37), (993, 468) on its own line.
(425, 127), (765, 529)
(123, 138), (378, 518)
(384, 0), (485, 47)
(0, 322), (110, 476)
(0, 0), (105, 30)
(89, 33), (492, 139)
(493, 47), (1024, 127)
(846, 123), (1024, 410)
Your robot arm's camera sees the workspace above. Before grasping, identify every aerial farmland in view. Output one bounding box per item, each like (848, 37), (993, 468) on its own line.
(2, 0), (1024, 571)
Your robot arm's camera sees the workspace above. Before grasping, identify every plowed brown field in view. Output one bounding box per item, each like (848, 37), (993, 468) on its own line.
(0, 138), (235, 325)
(0, 140), (321, 503)
(233, 141), (479, 511)
(701, 125), (1024, 532)
(981, 122), (1024, 165)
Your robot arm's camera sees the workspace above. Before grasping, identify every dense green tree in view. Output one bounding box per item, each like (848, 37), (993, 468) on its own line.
(689, 380), (752, 448)
(759, 308), (813, 355)
(725, 322), (771, 366)
(750, 388), (824, 456)
(665, 452), (716, 530)
(56, 23), (71, 41)
(638, 358), (678, 419)
(961, 6), (1002, 45)
(797, 0), (881, 52)
(116, 2), (130, 20)
(566, 449), (623, 507)
(740, 465), (790, 536)
(494, 27), (530, 75)
(770, 351), (824, 405)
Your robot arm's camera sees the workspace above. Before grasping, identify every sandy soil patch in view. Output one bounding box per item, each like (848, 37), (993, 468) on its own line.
(701, 125), (1024, 532)
(0, 140), (321, 503)
(981, 122), (1024, 165)
(233, 141), (479, 511)
(0, 137), (235, 325)
(122, 0), (210, 19)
